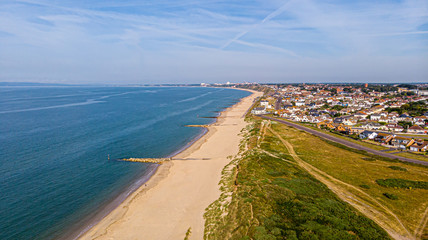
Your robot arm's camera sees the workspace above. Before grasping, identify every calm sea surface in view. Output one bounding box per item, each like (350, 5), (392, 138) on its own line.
(0, 86), (250, 239)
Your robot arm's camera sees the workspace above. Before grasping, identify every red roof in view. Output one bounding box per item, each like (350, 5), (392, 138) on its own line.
(409, 125), (424, 130)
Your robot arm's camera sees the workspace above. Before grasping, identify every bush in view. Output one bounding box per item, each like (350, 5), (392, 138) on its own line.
(383, 193), (398, 200)
(387, 166), (407, 172)
(376, 178), (428, 190)
(360, 184), (370, 189)
(361, 157), (376, 162)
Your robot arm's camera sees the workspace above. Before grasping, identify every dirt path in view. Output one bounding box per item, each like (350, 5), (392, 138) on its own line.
(257, 120), (270, 147)
(415, 207), (428, 239)
(267, 125), (415, 240)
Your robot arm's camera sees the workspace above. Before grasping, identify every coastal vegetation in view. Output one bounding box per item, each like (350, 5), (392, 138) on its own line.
(204, 116), (428, 239)
(376, 179), (428, 190)
(387, 166), (407, 171)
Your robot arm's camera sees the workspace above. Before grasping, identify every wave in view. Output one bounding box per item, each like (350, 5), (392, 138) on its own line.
(0, 90), (153, 114)
(36, 100), (216, 156)
(96, 91), (140, 100)
(0, 99), (104, 114)
(103, 100), (215, 144)
(1, 93), (95, 103)
(2, 89), (152, 103)
(177, 91), (216, 103)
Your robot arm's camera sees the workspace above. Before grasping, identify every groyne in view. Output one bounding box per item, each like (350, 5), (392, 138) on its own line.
(121, 158), (171, 164)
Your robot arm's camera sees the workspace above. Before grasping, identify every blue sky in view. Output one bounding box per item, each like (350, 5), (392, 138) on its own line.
(0, 0), (427, 84)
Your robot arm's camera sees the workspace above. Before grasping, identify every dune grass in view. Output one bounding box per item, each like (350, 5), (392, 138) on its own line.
(272, 122), (428, 239)
(204, 119), (392, 240)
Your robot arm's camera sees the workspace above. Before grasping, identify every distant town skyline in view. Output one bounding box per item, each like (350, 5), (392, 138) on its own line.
(0, 0), (427, 84)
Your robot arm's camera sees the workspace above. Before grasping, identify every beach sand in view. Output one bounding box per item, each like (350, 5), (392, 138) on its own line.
(79, 89), (262, 240)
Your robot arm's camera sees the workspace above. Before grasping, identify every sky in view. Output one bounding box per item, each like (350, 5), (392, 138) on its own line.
(0, 0), (427, 84)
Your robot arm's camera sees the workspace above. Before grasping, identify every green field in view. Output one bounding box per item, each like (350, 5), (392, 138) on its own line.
(268, 116), (428, 163)
(395, 152), (428, 163)
(205, 120), (387, 239)
(276, 122), (428, 237)
(266, 116), (390, 151)
(204, 117), (428, 240)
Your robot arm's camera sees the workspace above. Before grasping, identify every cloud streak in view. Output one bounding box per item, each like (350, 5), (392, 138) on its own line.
(220, 0), (294, 50)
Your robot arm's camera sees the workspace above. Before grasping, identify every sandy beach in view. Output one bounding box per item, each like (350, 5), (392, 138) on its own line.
(79, 89), (262, 240)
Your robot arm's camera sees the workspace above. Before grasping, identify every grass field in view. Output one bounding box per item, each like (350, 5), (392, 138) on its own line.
(270, 121), (428, 239)
(267, 116), (390, 151)
(268, 116), (428, 164)
(395, 152), (428, 163)
(204, 119), (397, 240)
(204, 117), (428, 240)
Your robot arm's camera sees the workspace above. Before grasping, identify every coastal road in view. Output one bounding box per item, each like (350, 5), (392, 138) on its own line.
(259, 115), (428, 166)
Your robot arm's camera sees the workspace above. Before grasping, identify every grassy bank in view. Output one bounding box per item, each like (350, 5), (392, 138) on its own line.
(270, 120), (428, 239)
(204, 119), (395, 240)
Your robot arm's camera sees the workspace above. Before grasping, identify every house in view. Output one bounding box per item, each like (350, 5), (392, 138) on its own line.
(370, 113), (382, 121)
(354, 111), (368, 119)
(293, 114), (304, 122)
(386, 124), (404, 132)
(390, 136), (414, 149)
(407, 125), (425, 134)
(414, 116), (427, 126)
(317, 121), (329, 128)
(409, 141), (428, 152)
(295, 101), (305, 106)
(361, 122), (384, 130)
(327, 122), (338, 130)
(260, 100), (269, 106)
(397, 113), (413, 122)
(374, 133), (394, 144)
(343, 117), (358, 126)
(350, 127), (365, 134)
(251, 107), (266, 115)
(359, 130), (378, 140)
(336, 124), (350, 134)
(309, 117), (322, 123)
(333, 117), (344, 124)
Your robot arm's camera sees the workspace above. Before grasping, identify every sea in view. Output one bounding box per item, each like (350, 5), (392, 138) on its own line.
(0, 86), (251, 240)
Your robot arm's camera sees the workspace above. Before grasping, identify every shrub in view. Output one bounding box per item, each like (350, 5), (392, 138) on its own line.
(361, 157), (376, 162)
(387, 166), (407, 172)
(360, 184), (370, 189)
(383, 193), (398, 200)
(376, 178), (428, 190)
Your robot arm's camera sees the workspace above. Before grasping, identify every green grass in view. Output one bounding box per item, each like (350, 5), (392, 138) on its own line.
(268, 115), (389, 151)
(270, 122), (428, 237)
(204, 119), (390, 240)
(376, 179), (428, 190)
(387, 166), (407, 171)
(383, 193), (399, 200)
(395, 152), (428, 163)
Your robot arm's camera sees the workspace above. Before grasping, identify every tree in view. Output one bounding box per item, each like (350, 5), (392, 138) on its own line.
(397, 121), (412, 130)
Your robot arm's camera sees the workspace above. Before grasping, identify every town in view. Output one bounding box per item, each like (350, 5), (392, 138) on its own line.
(241, 83), (428, 154)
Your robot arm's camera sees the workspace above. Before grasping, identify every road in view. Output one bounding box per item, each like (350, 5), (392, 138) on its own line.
(260, 115), (428, 166)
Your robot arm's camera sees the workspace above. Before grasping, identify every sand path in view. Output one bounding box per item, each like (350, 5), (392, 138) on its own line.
(79, 89), (262, 240)
(267, 124), (413, 240)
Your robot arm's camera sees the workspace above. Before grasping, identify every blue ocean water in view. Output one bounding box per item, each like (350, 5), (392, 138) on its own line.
(0, 86), (250, 240)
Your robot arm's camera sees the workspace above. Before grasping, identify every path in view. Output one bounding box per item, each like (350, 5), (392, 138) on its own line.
(266, 125), (414, 240)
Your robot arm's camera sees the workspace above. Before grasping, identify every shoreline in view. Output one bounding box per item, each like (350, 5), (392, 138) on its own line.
(61, 164), (159, 240)
(62, 126), (210, 240)
(78, 87), (261, 240)
(65, 87), (257, 239)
